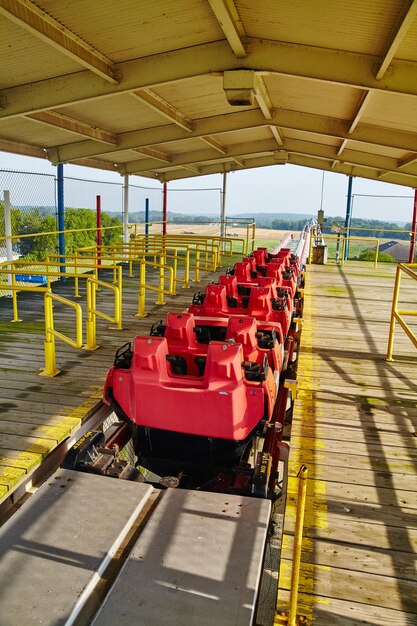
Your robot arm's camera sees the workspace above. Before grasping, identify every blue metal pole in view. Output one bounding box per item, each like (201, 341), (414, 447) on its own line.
(145, 197), (149, 253)
(57, 164), (66, 280)
(344, 176), (353, 261)
(145, 198), (149, 236)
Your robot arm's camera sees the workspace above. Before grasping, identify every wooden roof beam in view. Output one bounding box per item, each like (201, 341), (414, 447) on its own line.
(338, 90), (373, 155)
(131, 89), (194, 132)
(207, 0), (246, 58)
(376, 0), (417, 80)
(26, 111), (118, 145)
(0, 0), (117, 83)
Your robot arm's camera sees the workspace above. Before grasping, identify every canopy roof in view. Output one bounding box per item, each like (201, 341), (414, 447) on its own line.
(1, 0), (417, 187)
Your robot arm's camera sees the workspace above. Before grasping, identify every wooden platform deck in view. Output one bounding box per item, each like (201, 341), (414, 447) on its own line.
(0, 261), (231, 507)
(278, 262), (417, 625)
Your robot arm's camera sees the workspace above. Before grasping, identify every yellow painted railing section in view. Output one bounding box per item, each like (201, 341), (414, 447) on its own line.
(40, 293), (83, 377)
(85, 270), (123, 351)
(386, 262), (417, 361)
(308, 230), (380, 268)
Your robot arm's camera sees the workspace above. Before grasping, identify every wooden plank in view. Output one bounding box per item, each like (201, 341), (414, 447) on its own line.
(288, 462), (416, 491)
(288, 448), (417, 474)
(0, 448), (42, 471)
(276, 589), (417, 625)
(278, 559), (417, 613)
(290, 435), (417, 461)
(0, 433), (60, 457)
(0, 465), (27, 492)
(287, 475), (416, 509)
(289, 423), (417, 449)
(282, 533), (417, 580)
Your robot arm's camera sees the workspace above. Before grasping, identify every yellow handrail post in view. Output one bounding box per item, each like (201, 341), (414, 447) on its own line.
(11, 270), (22, 323)
(183, 248), (190, 288)
(375, 239), (379, 269)
(40, 292), (83, 376)
(195, 248), (200, 282)
(42, 293), (59, 377)
(136, 259), (147, 317)
(172, 251), (178, 295)
(386, 264), (401, 362)
(287, 465), (308, 626)
(74, 250), (80, 297)
(85, 279), (98, 350)
(157, 254), (166, 305)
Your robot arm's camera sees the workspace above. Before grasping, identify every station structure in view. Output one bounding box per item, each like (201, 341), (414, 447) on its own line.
(0, 2), (416, 625)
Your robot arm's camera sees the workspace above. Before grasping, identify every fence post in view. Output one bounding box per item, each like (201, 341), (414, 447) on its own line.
(3, 190), (13, 290)
(96, 195), (102, 269)
(344, 176), (353, 261)
(57, 164), (66, 281)
(162, 182), (167, 237)
(409, 189), (417, 263)
(123, 174), (129, 245)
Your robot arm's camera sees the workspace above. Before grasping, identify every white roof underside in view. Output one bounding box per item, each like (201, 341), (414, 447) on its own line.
(1, 0), (417, 187)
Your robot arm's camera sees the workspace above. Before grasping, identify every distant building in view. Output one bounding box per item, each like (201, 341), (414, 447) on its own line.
(373, 240), (411, 262)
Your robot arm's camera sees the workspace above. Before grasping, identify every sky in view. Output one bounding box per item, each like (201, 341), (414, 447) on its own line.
(0, 151), (415, 224)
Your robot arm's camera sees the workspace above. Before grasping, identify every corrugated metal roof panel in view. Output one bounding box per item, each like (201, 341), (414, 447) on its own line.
(238, 0), (402, 55)
(361, 92), (417, 133)
(59, 95), (171, 134)
(265, 75), (361, 120)
(0, 118), (84, 147)
(0, 20), (82, 88)
(36, 0), (223, 62)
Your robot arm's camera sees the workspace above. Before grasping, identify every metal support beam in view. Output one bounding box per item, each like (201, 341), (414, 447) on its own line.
(376, 0), (417, 80)
(0, 0), (117, 83)
(56, 164), (66, 279)
(344, 176), (353, 260)
(254, 75), (273, 119)
(270, 125), (284, 146)
(162, 182), (167, 236)
(348, 91), (373, 134)
(118, 136), (416, 178)
(27, 111), (118, 144)
(200, 136), (227, 154)
(123, 174), (129, 244)
(399, 153), (417, 169)
(181, 164), (201, 174)
(48, 107), (417, 164)
(4, 39), (417, 122)
(132, 147), (172, 163)
(131, 89), (193, 132)
(207, 0), (246, 58)
(221, 172), (227, 238)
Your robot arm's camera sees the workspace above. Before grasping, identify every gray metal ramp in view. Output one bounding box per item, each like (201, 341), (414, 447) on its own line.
(93, 488), (271, 626)
(0, 469), (154, 626)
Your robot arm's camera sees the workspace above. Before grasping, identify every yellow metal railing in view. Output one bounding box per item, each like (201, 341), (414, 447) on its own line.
(386, 263), (417, 361)
(85, 270), (122, 350)
(276, 465), (309, 626)
(40, 292), (83, 377)
(136, 257), (174, 318)
(308, 231), (380, 268)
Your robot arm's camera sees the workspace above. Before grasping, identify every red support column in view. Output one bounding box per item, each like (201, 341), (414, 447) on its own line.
(162, 182), (167, 236)
(409, 189), (417, 263)
(96, 195), (102, 268)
